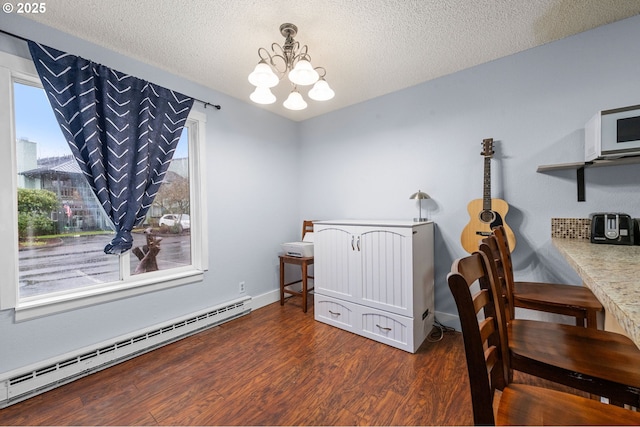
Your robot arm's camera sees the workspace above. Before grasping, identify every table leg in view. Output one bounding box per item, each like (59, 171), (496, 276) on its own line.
(279, 257), (285, 306)
(302, 261), (308, 313)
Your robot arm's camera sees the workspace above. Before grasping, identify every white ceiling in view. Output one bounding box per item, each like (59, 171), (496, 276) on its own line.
(23, 0), (640, 121)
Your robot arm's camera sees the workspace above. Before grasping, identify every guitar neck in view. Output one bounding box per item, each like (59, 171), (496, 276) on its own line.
(483, 156), (491, 211)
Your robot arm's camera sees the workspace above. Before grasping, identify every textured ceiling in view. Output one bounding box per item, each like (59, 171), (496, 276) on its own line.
(22, 0), (640, 121)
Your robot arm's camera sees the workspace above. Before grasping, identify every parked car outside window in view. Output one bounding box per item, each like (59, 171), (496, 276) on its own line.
(158, 214), (190, 232)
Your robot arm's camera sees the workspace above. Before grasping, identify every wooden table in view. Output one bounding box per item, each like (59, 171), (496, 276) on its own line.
(552, 238), (640, 349)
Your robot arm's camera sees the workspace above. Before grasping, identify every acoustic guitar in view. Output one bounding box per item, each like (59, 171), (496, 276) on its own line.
(460, 138), (516, 254)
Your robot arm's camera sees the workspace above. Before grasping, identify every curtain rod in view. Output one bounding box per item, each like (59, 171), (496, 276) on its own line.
(0, 28), (221, 110)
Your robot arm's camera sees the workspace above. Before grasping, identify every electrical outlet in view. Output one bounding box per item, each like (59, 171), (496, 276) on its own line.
(239, 281), (245, 293)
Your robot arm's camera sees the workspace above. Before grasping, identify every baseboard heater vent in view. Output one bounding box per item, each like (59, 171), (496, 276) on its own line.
(1, 296), (251, 408)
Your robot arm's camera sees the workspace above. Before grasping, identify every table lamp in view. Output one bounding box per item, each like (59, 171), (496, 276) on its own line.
(409, 190), (430, 222)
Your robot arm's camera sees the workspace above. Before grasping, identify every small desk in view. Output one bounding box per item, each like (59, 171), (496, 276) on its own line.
(552, 238), (640, 349)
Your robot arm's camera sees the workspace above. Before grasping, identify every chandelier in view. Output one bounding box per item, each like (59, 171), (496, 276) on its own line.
(248, 23), (335, 110)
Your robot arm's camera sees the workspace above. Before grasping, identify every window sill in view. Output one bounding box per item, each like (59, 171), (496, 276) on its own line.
(14, 268), (204, 321)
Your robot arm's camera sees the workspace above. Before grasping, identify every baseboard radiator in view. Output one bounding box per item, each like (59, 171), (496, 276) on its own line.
(0, 296), (251, 408)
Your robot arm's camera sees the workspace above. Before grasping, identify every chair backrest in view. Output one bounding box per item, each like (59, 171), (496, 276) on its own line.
(492, 226), (516, 283)
(447, 251), (511, 425)
(480, 235), (504, 278)
(491, 226), (518, 318)
(479, 235), (515, 322)
(302, 220), (314, 239)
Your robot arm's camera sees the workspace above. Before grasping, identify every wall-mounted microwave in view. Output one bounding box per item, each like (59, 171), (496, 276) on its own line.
(585, 104), (640, 161)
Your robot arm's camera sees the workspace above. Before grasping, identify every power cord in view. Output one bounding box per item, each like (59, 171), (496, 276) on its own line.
(427, 317), (457, 342)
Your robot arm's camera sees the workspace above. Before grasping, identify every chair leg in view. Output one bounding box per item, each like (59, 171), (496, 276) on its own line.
(279, 257), (285, 306)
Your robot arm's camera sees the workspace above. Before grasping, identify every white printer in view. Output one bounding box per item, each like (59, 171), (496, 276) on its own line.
(281, 232), (314, 257)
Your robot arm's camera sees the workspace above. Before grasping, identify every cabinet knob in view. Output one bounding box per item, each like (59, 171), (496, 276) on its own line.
(328, 310), (341, 317)
(376, 324), (392, 332)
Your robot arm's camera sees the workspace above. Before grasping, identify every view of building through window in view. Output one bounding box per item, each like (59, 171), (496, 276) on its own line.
(15, 81), (192, 299)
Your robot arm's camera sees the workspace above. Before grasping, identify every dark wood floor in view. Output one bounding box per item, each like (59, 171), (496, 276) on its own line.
(0, 296), (585, 426)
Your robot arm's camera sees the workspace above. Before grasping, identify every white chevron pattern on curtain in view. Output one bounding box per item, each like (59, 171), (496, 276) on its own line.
(28, 41), (194, 254)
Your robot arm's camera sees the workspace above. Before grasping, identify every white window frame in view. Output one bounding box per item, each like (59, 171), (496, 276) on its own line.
(0, 50), (208, 321)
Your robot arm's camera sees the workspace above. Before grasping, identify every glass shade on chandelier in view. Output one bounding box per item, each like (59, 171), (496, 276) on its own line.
(283, 89), (307, 110)
(288, 60), (319, 86)
(249, 86), (276, 105)
(308, 78), (335, 101)
(248, 61), (279, 88)
(248, 23), (334, 110)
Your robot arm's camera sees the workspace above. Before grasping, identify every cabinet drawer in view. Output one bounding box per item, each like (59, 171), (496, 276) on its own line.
(360, 306), (413, 351)
(315, 293), (423, 353)
(314, 295), (357, 333)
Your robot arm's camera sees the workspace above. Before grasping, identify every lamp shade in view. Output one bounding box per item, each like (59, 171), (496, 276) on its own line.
(283, 90), (308, 110)
(409, 190), (430, 200)
(248, 61), (279, 88)
(288, 59), (319, 86)
(308, 78), (335, 101)
(249, 86), (276, 104)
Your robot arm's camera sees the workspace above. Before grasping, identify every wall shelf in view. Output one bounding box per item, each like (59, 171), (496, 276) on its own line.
(537, 155), (640, 173)
(536, 155), (640, 202)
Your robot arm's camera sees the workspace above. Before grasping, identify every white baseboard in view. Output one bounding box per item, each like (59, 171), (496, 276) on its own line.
(250, 288), (282, 310)
(0, 296), (251, 408)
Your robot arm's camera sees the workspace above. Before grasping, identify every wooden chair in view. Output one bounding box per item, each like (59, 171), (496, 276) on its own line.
(490, 225), (602, 328)
(448, 251), (640, 425)
(279, 220), (315, 313)
(476, 240), (640, 407)
(301, 220), (314, 238)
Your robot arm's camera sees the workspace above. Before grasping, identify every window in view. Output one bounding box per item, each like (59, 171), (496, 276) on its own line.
(0, 50), (208, 320)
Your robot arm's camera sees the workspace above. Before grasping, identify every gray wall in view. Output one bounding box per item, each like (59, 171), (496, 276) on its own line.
(1, 13), (639, 374)
(298, 15), (640, 324)
(0, 16), (301, 373)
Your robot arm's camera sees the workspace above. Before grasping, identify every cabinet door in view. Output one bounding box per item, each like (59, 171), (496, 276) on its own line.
(358, 227), (413, 316)
(314, 225), (358, 300)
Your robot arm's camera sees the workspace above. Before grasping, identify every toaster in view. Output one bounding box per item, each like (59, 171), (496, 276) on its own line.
(590, 213), (638, 245)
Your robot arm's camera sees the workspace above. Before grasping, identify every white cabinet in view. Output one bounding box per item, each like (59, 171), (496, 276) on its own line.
(314, 220), (434, 353)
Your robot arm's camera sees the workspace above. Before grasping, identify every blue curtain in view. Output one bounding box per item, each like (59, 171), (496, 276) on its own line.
(28, 41), (194, 254)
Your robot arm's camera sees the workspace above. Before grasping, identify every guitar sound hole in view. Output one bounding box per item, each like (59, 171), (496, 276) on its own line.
(479, 210), (496, 224)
